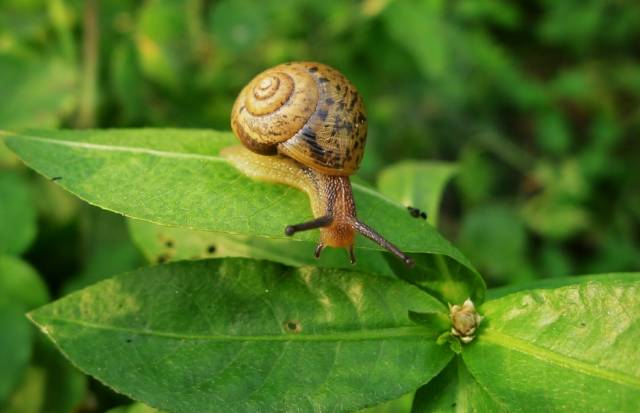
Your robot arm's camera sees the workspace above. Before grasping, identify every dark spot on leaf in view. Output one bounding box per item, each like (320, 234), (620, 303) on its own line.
(420, 212), (427, 220)
(580, 322), (586, 327)
(451, 402), (457, 407)
(157, 254), (169, 264)
(284, 320), (302, 333)
(207, 245), (216, 254)
(126, 338), (132, 343)
(165, 240), (174, 248)
(51, 176), (62, 181)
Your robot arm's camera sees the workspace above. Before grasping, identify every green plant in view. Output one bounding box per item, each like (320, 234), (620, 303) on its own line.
(2, 128), (638, 412)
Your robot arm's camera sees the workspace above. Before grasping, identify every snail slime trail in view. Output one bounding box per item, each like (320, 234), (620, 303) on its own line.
(224, 61), (414, 267)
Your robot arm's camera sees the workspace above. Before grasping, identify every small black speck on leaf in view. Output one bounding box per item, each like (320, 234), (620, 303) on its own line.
(51, 176), (62, 181)
(157, 254), (169, 264)
(407, 206), (428, 220)
(207, 245), (216, 254)
(407, 206), (420, 218)
(126, 338), (132, 343)
(165, 240), (174, 248)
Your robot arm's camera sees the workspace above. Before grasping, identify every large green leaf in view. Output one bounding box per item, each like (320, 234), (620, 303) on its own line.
(3, 129), (480, 289)
(0, 172), (37, 255)
(464, 274), (640, 412)
(29, 258), (453, 413)
(0, 54), (76, 129)
(411, 357), (504, 413)
(377, 160), (457, 227)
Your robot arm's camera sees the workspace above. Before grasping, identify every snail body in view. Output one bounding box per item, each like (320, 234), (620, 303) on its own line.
(223, 62), (413, 266)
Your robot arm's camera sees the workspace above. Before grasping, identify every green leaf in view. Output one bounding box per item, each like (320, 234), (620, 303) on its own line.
(464, 274), (640, 412)
(127, 218), (395, 277)
(0, 300), (33, 403)
(377, 160), (457, 227)
(0, 54), (76, 129)
(487, 272), (640, 300)
(3, 129), (480, 288)
(383, 0), (448, 79)
(359, 392), (413, 413)
(135, 0), (190, 90)
(0, 255), (49, 310)
(458, 204), (533, 284)
(29, 258), (453, 413)
(412, 357), (504, 413)
(0, 171), (37, 255)
(387, 253), (486, 305)
(107, 402), (165, 413)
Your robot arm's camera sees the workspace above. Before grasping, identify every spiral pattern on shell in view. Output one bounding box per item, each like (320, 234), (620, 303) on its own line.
(231, 62), (368, 175)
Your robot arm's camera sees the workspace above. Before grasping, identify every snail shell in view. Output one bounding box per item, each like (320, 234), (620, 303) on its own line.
(230, 62), (368, 176)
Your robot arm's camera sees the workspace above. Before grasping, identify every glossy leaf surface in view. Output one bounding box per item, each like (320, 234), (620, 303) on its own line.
(30, 258), (453, 413)
(4, 129), (479, 286)
(464, 274), (640, 412)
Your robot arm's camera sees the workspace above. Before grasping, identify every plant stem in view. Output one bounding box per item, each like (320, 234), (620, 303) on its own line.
(76, 0), (99, 128)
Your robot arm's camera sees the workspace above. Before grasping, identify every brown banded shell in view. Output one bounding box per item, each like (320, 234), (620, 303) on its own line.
(230, 62), (368, 176)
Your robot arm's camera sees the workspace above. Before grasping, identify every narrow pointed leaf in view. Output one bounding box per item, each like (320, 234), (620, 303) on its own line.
(464, 274), (640, 412)
(29, 258), (453, 413)
(3, 129), (479, 286)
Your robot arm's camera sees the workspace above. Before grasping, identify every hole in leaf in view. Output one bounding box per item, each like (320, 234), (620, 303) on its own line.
(283, 320), (302, 333)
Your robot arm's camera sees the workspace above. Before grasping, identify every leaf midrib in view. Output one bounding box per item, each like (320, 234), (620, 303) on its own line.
(481, 329), (640, 389)
(34, 315), (435, 342)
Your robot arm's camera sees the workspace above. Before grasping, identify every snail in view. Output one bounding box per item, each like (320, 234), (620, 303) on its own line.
(222, 62), (414, 266)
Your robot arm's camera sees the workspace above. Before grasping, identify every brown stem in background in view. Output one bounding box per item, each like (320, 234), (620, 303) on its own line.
(76, 0), (99, 128)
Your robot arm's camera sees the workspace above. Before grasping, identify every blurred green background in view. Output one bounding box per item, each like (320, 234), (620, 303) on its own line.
(1, 0), (639, 411)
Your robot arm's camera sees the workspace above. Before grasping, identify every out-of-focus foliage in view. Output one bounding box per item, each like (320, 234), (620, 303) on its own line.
(2, 0), (637, 283)
(0, 0), (638, 411)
